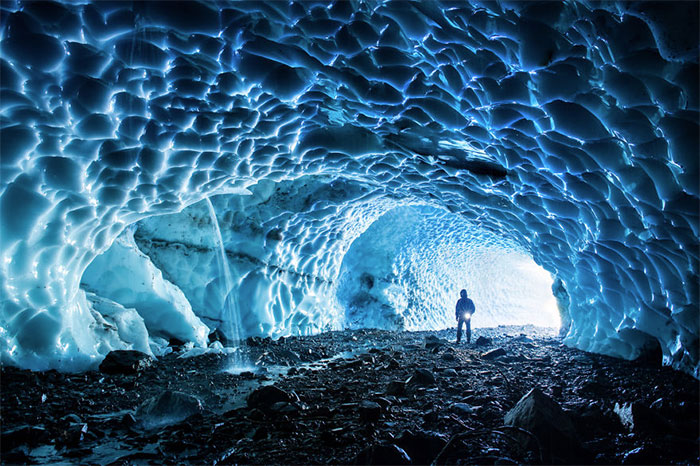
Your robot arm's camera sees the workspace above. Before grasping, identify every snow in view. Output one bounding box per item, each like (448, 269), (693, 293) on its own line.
(0, 1), (697, 376)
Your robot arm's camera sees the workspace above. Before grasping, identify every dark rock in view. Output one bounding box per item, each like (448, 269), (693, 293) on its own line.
(269, 401), (299, 415)
(208, 328), (230, 346)
(423, 410), (439, 422)
(407, 368), (436, 386)
(396, 430), (447, 465)
(121, 412), (137, 427)
(385, 358), (400, 369)
(481, 348), (507, 360)
(136, 390), (203, 429)
(424, 335), (448, 349)
(614, 401), (677, 435)
(251, 426), (269, 440)
(168, 337), (186, 348)
(359, 400), (382, 422)
(247, 385), (292, 409)
(442, 368), (458, 377)
(621, 444), (664, 465)
(504, 388), (579, 462)
(573, 402), (624, 435)
(99, 350), (154, 375)
(1, 425), (50, 450)
(354, 443), (412, 465)
(475, 336), (492, 346)
(246, 408), (266, 421)
(450, 402), (475, 416)
(386, 380), (406, 396)
(61, 413), (82, 425)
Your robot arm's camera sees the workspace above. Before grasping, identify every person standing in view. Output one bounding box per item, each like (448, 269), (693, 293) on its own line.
(455, 289), (475, 343)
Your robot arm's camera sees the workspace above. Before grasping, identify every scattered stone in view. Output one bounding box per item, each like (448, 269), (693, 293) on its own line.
(395, 430), (447, 465)
(99, 350), (154, 375)
(354, 443), (412, 465)
(449, 402), (475, 416)
(136, 390), (203, 429)
(269, 401), (299, 415)
(424, 335), (448, 349)
(1, 425), (50, 450)
(121, 412), (137, 428)
(475, 336), (492, 346)
(359, 400), (382, 422)
(61, 413), (82, 425)
(613, 401), (676, 435)
(481, 348), (507, 360)
(622, 444), (664, 465)
(247, 385), (292, 409)
(407, 368), (436, 386)
(504, 388), (579, 462)
(386, 380), (406, 396)
(1, 326), (697, 465)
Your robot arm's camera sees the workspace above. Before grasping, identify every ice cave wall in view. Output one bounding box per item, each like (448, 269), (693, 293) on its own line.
(0, 1), (698, 375)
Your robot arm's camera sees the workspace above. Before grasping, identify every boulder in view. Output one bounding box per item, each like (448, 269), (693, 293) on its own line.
(614, 401), (677, 435)
(475, 336), (492, 346)
(407, 368), (436, 386)
(481, 348), (506, 360)
(386, 380), (406, 396)
(504, 388), (579, 462)
(424, 335), (448, 349)
(449, 402), (475, 416)
(354, 443), (412, 465)
(136, 390), (203, 429)
(247, 385), (292, 409)
(1, 425), (50, 450)
(359, 400), (382, 422)
(99, 350), (154, 374)
(396, 430), (447, 465)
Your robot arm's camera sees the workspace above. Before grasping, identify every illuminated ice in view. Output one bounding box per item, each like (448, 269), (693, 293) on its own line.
(0, 1), (697, 376)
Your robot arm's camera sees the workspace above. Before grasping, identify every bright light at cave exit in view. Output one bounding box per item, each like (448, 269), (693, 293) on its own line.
(455, 250), (561, 330)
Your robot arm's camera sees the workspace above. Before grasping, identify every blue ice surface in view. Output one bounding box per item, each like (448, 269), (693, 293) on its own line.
(0, 1), (697, 378)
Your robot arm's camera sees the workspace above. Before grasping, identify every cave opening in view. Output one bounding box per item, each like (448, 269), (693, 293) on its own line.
(337, 204), (563, 333)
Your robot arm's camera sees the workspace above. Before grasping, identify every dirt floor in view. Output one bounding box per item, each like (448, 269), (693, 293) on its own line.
(1, 326), (698, 465)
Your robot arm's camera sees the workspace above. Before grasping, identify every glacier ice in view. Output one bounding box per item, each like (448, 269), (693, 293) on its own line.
(0, 1), (697, 376)
(81, 227), (209, 348)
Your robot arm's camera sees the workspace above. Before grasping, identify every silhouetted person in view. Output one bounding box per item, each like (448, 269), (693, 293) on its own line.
(455, 289), (475, 343)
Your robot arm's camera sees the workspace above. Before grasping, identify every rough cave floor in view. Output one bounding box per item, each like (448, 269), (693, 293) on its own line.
(2, 326), (698, 465)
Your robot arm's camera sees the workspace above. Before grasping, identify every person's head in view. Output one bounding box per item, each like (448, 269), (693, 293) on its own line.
(460, 289), (467, 299)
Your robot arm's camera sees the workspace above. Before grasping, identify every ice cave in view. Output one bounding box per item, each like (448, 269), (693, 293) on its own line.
(1, 1), (698, 464)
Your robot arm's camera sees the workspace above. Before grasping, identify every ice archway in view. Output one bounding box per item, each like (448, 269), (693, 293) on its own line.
(0, 1), (697, 376)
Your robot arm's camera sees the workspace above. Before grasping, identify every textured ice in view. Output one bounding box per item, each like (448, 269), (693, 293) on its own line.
(82, 227), (209, 347)
(0, 1), (698, 376)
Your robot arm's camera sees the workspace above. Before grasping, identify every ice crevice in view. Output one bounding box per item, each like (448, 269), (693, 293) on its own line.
(0, 1), (697, 376)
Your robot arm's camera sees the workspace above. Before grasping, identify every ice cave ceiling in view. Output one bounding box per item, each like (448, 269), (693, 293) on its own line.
(0, 1), (698, 376)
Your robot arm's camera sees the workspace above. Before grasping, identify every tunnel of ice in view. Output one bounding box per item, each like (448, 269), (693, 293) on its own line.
(0, 1), (697, 376)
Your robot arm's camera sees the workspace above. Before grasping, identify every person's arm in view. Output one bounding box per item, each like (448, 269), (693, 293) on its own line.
(455, 302), (460, 320)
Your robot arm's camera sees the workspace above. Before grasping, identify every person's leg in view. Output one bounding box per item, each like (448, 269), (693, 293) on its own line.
(466, 319), (471, 343)
(456, 318), (464, 343)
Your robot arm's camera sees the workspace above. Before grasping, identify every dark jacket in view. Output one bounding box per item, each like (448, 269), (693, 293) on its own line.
(455, 298), (475, 320)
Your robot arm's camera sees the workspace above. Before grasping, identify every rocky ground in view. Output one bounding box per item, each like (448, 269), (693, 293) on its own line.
(1, 326), (698, 465)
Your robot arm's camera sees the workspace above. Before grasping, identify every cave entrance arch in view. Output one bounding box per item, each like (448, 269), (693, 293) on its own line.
(336, 205), (564, 333)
